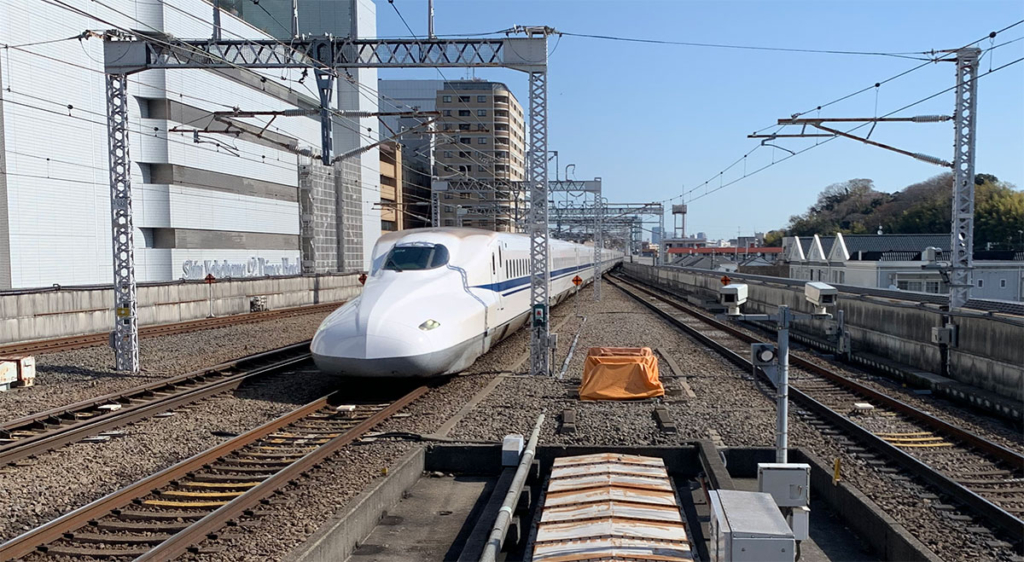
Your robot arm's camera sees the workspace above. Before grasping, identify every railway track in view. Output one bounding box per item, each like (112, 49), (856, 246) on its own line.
(0, 301), (341, 357)
(608, 274), (1024, 545)
(1, 383), (428, 560)
(0, 343), (313, 466)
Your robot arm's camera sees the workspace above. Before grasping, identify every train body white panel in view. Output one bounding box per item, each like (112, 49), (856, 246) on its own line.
(311, 228), (622, 377)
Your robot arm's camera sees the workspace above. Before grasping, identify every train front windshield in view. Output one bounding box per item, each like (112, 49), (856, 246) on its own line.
(383, 244), (450, 272)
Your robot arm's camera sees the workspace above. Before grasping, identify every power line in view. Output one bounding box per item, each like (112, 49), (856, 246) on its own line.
(686, 54), (1024, 206)
(556, 31), (936, 60)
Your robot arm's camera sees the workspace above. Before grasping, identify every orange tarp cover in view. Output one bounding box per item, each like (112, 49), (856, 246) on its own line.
(579, 347), (664, 401)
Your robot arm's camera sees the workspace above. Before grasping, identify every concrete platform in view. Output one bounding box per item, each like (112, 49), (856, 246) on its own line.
(348, 475), (496, 561)
(284, 444), (932, 562)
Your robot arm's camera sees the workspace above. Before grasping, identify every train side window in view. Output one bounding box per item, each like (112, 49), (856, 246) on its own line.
(492, 254), (496, 275)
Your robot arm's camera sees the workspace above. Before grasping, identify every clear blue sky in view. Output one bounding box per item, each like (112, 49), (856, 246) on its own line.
(377, 0), (1024, 240)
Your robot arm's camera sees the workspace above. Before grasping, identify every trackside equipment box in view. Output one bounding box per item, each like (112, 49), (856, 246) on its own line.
(709, 490), (795, 562)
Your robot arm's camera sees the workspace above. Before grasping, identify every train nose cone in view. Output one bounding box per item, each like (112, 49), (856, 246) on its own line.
(311, 313), (448, 377)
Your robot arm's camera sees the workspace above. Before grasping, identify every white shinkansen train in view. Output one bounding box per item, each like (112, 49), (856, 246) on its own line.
(311, 228), (622, 377)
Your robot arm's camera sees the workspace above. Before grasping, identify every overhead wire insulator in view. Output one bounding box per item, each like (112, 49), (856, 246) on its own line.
(911, 115), (951, 122)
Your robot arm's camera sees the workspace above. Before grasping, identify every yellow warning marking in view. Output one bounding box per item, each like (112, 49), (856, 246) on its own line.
(883, 437), (945, 443)
(876, 432), (932, 437)
(892, 442), (953, 448)
(254, 446), (316, 452)
(144, 499), (228, 508)
(179, 481), (260, 489)
(272, 433), (340, 438)
(159, 490), (245, 499)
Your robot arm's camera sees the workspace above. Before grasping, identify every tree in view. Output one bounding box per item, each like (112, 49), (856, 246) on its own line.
(770, 172), (1023, 251)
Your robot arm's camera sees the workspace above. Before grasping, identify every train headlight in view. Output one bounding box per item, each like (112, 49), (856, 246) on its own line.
(419, 319), (441, 331)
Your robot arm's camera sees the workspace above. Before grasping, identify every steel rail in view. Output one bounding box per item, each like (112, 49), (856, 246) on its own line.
(139, 384), (429, 561)
(613, 274), (1023, 467)
(0, 301), (341, 356)
(608, 275), (1024, 540)
(0, 385), (429, 560)
(1, 343), (312, 465)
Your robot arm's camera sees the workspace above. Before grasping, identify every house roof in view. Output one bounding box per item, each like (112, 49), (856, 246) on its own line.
(798, 236), (814, 255)
(819, 236), (836, 256)
(841, 234), (949, 254)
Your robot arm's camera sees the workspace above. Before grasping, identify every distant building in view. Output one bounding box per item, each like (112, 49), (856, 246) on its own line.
(378, 141), (403, 233)
(783, 233), (1024, 301)
(651, 226), (663, 246)
(377, 79), (444, 229)
(435, 81), (526, 232)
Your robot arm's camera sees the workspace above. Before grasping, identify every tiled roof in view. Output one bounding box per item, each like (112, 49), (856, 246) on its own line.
(818, 236), (836, 256)
(842, 234), (949, 254)
(798, 236), (814, 255)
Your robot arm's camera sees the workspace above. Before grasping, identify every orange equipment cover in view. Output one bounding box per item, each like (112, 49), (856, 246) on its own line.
(579, 347), (664, 401)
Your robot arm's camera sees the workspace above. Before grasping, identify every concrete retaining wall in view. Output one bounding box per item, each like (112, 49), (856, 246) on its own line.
(622, 263), (1023, 402)
(0, 273), (362, 345)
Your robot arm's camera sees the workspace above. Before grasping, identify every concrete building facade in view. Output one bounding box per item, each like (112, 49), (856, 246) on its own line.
(0, 0), (379, 289)
(378, 141), (404, 233)
(377, 79), (443, 230)
(784, 233), (1024, 301)
(434, 81), (525, 231)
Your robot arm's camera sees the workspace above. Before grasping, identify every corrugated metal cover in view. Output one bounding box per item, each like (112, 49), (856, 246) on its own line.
(534, 453), (692, 561)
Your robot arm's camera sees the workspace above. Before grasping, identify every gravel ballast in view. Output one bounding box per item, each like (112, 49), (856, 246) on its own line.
(0, 365), (341, 542)
(0, 309), (335, 423)
(7, 279), (1015, 561)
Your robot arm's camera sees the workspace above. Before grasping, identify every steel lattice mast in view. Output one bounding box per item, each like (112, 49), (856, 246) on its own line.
(102, 31), (549, 372)
(949, 48), (980, 310)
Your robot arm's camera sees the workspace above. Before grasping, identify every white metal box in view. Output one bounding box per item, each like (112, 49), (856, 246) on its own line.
(788, 505), (810, 541)
(0, 356), (35, 387)
(0, 361), (17, 385)
(758, 463), (810, 508)
(502, 434), (524, 466)
(709, 490), (795, 562)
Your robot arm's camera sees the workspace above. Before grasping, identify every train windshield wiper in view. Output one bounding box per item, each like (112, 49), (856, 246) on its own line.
(385, 255), (403, 272)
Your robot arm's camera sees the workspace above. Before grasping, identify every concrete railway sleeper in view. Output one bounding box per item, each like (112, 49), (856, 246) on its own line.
(0, 343), (314, 466)
(0, 384), (430, 560)
(607, 274), (1024, 548)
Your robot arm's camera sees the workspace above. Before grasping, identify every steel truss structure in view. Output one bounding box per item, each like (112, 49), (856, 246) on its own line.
(101, 31), (549, 372)
(950, 48), (979, 309)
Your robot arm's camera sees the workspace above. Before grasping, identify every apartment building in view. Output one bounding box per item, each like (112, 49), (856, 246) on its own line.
(434, 81), (526, 231)
(379, 141), (404, 233)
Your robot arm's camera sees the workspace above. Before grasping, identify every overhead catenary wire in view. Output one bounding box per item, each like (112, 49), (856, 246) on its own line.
(661, 21), (1024, 210)
(685, 54), (1024, 206)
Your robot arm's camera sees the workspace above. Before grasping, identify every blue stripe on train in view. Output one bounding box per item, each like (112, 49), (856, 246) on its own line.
(472, 259), (617, 297)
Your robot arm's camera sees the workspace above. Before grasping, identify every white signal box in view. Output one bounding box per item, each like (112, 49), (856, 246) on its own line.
(757, 463), (810, 508)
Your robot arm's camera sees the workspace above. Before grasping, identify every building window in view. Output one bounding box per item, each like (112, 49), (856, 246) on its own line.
(444, 205), (453, 212)
(444, 219), (454, 226)
(477, 124), (487, 131)
(443, 109), (452, 117)
(444, 192), (453, 199)
(978, 279), (984, 288)
(460, 137), (471, 144)
(381, 220), (396, 231)
(477, 109), (487, 117)
(839, 271), (845, 283)
(458, 110), (470, 117)
(478, 137), (488, 145)
(458, 165), (469, 173)
(926, 281), (940, 293)
(443, 151), (453, 158)
(443, 95), (453, 103)
(1000, 279), (1007, 288)
(443, 124), (452, 131)
(459, 95), (470, 102)
(458, 151), (469, 158)
(477, 95), (487, 103)
(459, 124), (471, 131)
(459, 192), (471, 199)
(495, 123), (508, 131)
(478, 165), (486, 172)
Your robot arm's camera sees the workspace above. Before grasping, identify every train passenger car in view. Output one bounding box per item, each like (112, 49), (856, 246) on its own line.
(311, 228), (622, 377)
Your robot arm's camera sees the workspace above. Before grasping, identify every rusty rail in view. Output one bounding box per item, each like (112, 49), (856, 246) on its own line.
(0, 385), (429, 560)
(1, 343), (312, 465)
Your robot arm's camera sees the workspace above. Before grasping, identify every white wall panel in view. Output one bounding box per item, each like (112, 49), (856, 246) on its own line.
(166, 186), (299, 235)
